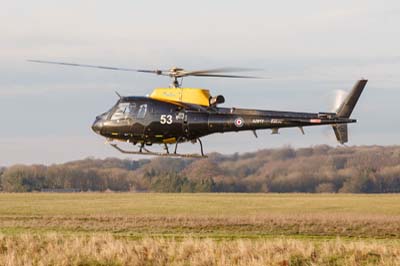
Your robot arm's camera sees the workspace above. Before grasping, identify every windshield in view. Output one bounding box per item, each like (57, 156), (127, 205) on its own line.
(110, 102), (139, 120)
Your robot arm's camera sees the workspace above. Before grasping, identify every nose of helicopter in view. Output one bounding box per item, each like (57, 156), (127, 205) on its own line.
(91, 117), (103, 135)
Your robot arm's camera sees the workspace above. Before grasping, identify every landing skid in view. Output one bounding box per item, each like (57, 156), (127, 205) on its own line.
(110, 143), (207, 158)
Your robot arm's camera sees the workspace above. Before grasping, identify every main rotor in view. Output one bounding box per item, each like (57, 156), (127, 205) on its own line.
(28, 60), (261, 88)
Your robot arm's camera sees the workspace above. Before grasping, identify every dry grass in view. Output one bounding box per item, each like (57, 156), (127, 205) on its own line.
(0, 233), (399, 266)
(1, 213), (400, 239)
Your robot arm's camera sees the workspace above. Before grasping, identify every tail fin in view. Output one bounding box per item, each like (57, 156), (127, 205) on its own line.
(332, 79), (368, 144)
(336, 79), (368, 118)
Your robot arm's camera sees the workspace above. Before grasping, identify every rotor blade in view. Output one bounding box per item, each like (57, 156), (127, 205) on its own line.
(28, 60), (264, 79)
(188, 73), (264, 79)
(28, 60), (164, 74)
(180, 67), (261, 77)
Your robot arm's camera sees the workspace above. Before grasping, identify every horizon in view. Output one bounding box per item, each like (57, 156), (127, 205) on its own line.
(1, 144), (397, 167)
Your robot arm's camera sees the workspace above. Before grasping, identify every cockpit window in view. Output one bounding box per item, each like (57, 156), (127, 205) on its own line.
(128, 103), (137, 116)
(111, 103), (130, 120)
(137, 104), (147, 119)
(110, 102), (141, 120)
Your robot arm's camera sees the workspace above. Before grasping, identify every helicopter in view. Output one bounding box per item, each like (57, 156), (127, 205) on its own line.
(29, 60), (367, 158)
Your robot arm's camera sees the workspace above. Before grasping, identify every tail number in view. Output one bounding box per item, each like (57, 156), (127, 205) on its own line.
(160, 115), (173, 124)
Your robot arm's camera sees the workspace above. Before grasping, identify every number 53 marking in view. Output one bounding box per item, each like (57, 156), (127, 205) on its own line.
(160, 114), (173, 124)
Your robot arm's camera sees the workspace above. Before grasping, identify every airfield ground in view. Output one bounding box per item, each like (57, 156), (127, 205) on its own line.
(0, 193), (399, 265)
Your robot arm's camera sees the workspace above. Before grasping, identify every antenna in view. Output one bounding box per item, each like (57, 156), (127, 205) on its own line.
(115, 91), (122, 99)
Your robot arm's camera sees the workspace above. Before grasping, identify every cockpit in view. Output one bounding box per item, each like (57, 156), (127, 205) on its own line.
(91, 100), (149, 135)
(109, 102), (148, 120)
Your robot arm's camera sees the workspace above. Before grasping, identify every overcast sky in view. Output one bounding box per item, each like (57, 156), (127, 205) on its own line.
(1, 0), (399, 165)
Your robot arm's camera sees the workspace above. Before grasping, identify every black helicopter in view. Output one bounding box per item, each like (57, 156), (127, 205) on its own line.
(29, 60), (367, 158)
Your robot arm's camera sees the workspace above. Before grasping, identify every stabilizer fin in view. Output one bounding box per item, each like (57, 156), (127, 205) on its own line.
(332, 124), (348, 144)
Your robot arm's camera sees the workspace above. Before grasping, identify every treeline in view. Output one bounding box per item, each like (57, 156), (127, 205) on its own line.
(1, 145), (400, 193)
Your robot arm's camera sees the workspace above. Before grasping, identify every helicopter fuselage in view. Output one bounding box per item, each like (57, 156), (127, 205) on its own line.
(91, 96), (355, 146)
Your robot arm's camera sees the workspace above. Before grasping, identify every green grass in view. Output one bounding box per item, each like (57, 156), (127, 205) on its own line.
(0, 193), (399, 239)
(1, 193), (400, 216)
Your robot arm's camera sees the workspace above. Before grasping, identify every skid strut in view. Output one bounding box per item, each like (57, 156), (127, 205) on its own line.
(198, 138), (204, 157)
(174, 137), (182, 154)
(164, 143), (170, 154)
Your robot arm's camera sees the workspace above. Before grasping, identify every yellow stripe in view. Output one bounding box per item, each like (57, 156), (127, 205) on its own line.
(163, 137), (176, 144)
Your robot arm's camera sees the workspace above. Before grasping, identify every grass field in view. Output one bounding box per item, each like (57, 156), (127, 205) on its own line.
(0, 193), (400, 265)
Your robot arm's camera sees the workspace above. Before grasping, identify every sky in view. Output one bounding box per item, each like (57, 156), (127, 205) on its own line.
(1, 0), (400, 165)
